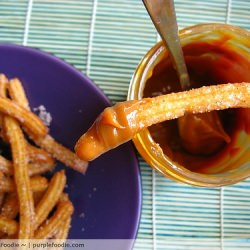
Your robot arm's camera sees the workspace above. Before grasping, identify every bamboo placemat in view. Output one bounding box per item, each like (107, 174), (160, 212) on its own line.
(0, 1), (250, 249)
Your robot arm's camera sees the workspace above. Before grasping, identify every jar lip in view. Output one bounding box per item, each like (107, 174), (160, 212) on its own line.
(128, 23), (250, 187)
(179, 22), (250, 37)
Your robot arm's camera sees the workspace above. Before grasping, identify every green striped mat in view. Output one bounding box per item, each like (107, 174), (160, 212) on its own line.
(0, 0), (250, 249)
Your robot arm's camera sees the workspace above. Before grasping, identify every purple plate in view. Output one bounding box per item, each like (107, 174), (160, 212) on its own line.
(0, 44), (141, 241)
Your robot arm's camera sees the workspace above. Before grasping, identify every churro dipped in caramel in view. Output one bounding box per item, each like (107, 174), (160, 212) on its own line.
(75, 82), (250, 161)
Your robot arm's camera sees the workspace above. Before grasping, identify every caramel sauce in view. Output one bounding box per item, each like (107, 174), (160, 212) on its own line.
(143, 41), (250, 173)
(75, 100), (140, 161)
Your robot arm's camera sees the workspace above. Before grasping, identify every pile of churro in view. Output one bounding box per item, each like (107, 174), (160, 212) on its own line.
(75, 82), (250, 161)
(0, 74), (88, 239)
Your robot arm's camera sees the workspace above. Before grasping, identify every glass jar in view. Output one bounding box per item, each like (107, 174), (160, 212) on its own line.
(128, 23), (250, 187)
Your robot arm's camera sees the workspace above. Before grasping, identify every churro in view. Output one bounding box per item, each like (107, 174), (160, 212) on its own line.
(34, 200), (74, 239)
(0, 176), (48, 193)
(34, 170), (66, 230)
(8, 76), (88, 174)
(4, 116), (35, 239)
(0, 215), (18, 236)
(75, 82), (250, 161)
(1, 193), (19, 219)
(0, 154), (55, 176)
